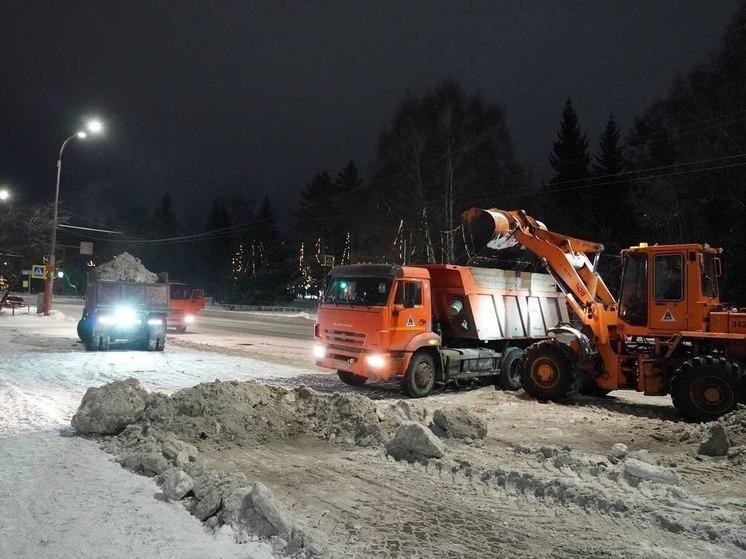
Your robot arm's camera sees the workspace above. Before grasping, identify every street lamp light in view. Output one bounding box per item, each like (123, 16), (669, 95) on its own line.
(44, 119), (104, 316)
(0, 188), (10, 201)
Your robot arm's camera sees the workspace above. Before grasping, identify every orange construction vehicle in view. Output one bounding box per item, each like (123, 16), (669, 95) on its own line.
(463, 208), (745, 422)
(167, 283), (205, 333)
(314, 262), (570, 397)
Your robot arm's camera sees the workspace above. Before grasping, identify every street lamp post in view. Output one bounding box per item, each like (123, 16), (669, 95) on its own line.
(43, 120), (103, 316)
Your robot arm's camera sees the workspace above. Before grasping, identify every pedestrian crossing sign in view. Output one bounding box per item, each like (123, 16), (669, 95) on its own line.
(31, 265), (46, 279)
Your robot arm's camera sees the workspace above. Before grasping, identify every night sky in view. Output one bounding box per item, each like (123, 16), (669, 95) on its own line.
(0, 0), (739, 227)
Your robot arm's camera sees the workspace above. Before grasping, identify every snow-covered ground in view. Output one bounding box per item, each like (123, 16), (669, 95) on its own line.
(0, 309), (310, 559)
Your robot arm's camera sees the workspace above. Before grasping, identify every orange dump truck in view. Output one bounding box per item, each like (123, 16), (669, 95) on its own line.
(167, 284), (205, 333)
(313, 263), (568, 397)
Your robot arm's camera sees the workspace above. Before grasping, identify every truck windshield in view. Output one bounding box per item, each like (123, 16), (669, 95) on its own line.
(323, 277), (392, 306)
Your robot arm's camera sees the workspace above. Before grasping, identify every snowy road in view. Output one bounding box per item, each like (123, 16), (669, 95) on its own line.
(0, 310), (313, 559)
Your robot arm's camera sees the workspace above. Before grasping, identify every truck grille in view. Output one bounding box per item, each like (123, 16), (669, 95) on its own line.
(324, 329), (366, 346)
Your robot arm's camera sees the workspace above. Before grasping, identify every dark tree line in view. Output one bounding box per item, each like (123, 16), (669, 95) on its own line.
(3, 6), (745, 303)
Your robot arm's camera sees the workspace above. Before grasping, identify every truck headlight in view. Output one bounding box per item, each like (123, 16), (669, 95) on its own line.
(184, 315), (195, 324)
(313, 344), (327, 359)
(147, 318), (163, 326)
(112, 306), (141, 326)
(365, 354), (386, 368)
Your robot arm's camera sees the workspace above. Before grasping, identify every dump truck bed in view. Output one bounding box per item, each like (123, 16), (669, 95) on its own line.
(424, 265), (568, 341)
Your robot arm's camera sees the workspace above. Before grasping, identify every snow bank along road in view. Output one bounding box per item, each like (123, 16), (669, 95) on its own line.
(0, 310), (314, 559)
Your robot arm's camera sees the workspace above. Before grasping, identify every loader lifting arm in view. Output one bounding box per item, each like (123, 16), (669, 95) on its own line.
(463, 208), (617, 326)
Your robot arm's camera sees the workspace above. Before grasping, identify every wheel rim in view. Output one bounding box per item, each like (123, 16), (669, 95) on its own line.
(531, 358), (560, 390)
(414, 361), (433, 389)
(689, 375), (734, 415)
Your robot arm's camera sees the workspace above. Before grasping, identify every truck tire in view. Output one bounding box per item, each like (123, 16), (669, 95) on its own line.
(497, 347), (524, 391)
(337, 370), (367, 386)
(175, 325), (187, 333)
(156, 338), (166, 351)
(671, 356), (744, 422)
(521, 340), (581, 402)
(401, 352), (435, 398)
(85, 335), (100, 352)
(77, 316), (92, 342)
(144, 337), (157, 351)
(99, 336), (110, 351)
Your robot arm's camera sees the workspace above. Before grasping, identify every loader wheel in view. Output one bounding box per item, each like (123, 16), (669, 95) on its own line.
(521, 341), (581, 402)
(671, 356), (744, 422)
(401, 352), (435, 398)
(337, 370), (367, 386)
(497, 347), (524, 391)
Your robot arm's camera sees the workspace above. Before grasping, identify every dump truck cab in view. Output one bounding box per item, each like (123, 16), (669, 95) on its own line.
(314, 264), (435, 384)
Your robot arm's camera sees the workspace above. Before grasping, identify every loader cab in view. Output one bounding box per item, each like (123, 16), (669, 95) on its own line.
(617, 244), (721, 335)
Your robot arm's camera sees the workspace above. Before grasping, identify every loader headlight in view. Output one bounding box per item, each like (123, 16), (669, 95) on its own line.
(313, 344), (327, 359)
(365, 354), (386, 368)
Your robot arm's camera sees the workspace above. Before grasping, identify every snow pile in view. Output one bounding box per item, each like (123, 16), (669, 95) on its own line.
(94, 252), (158, 282)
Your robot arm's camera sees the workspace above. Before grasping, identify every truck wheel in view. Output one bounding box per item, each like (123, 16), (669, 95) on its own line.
(144, 337), (157, 351)
(671, 356), (744, 422)
(401, 352), (435, 398)
(175, 325), (187, 333)
(497, 347), (524, 391)
(521, 341), (581, 402)
(99, 336), (110, 351)
(77, 316), (92, 342)
(156, 338), (166, 351)
(337, 370), (367, 386)
(85, 335), (100, 352)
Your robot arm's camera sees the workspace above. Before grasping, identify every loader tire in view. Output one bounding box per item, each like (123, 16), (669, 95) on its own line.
(401, 352), (435, 398)
(337, 370), (367, 386)
(521, 340), (581, 402)
(497, 347), (524, 391)
(671, 356), (744, 422)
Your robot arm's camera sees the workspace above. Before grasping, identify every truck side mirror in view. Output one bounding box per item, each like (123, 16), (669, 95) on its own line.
(715, 257), (722, 278)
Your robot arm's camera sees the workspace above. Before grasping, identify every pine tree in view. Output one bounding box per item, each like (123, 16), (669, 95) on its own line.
(593, 115), (626, 177)
(545, 99), (592, 236)
(549, 98), (591, 187)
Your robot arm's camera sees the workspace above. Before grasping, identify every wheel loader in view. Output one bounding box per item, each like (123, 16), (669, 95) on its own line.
(463, 208), (746, 422)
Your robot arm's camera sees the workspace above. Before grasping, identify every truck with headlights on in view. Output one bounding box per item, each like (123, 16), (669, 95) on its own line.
(77, 272), (169, 352)
(313, 263), (568, 397)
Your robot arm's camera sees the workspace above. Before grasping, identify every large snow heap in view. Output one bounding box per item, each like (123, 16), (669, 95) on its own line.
(95, 252), (158, 283)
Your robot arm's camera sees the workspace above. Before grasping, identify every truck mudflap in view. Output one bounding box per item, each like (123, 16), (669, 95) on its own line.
(547, 324), (597, 371)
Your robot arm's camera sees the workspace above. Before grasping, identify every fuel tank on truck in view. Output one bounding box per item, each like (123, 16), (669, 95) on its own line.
(423, 265), (569, 342)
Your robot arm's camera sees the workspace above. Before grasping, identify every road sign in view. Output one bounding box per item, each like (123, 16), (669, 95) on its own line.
(80, 241), (93, 255)
(31, 264), (46, 279)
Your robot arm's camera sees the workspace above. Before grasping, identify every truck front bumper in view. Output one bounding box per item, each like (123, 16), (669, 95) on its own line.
(313, 344), (407, 380)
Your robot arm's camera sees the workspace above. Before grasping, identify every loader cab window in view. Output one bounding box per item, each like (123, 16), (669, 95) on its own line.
(653, 254), (683, 301)
(619, 253), (648, 326)
(700, 253), (718, 298)
(394, 281), (422, 308)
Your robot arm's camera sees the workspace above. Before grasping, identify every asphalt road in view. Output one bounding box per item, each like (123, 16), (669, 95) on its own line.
(50, 298), (316, 341)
